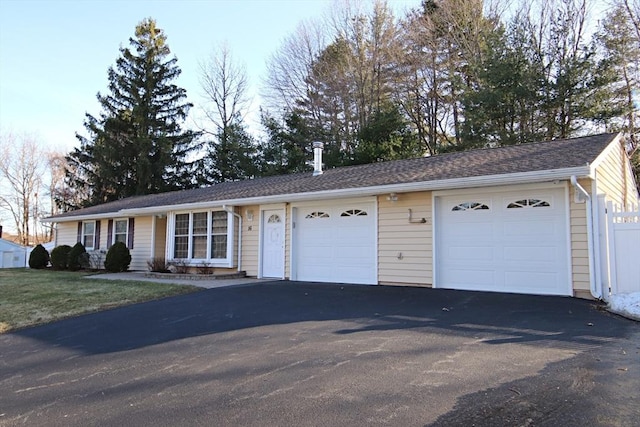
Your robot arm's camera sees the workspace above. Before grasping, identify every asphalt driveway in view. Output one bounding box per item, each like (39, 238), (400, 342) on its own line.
(1, 282), (638, 426)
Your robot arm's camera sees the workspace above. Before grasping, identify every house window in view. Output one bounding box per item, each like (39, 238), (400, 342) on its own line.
(507, 199), (551, 209)
(211, 211), (228, 259)
(452, 202), (490, 211)
(172, 211), (230, 261)
(174, 213), (190, 258)
(82, 221), (95, 250)
(192, 212), (208, 259)
(114, 219), (128, 244)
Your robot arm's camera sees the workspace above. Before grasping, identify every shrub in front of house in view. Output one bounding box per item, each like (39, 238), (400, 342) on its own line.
(28, 244), (50, 269)
(50, 245), (72, 270)
(68, 242), (89, 271)
(105, 241), (132, 272)
(147, 257), (170, 273)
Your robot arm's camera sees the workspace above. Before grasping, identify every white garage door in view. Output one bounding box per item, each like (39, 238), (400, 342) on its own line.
(293, 200), (377, 285)
(436, 187), (570, 295)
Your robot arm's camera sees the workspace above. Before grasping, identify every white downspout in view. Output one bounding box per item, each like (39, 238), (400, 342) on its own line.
(571, 176), (600, 299)
(222, 205), (242, 273)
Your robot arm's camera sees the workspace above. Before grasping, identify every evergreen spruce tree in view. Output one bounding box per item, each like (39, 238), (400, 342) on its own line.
(201, 122), (258, 183)
(66, 18), (200, 207)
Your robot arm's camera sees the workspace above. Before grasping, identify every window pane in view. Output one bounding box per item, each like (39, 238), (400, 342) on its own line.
(115, 233), (127, 244)
(193, 212), (208, 234)
(211, 235), (227, 259)
(192, 236), (207, 258)
(115, 220), (127, 233)
(211, 211), (227, 234)
(175, 214), (189, 235)
(83, 222), (94, 234)
(174, 236), (188, 258)
(83, 235), (93, 248)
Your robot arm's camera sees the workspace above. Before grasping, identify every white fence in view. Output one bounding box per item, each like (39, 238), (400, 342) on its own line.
(604, 201), (640, 295)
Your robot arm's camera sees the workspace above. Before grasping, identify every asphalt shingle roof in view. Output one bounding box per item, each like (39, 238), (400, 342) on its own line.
(48, 133), (618, 220)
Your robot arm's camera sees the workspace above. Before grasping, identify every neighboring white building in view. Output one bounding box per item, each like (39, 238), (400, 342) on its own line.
(0, 238), (27, 268)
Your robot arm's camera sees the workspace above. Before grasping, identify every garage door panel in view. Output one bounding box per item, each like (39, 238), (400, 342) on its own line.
(444, 269), (496, 286)
(502, 221), (559, 238)
(444, 223), (494, 239)
(437, 187), (570, 296)
(503, 245), (558, 262)
(447, 246), (495, 261)
(504, 271), (560, 291)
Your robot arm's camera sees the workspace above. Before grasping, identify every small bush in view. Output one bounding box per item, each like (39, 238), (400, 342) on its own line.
(88, 251), (105, 270)
(147, 257), (170, 273)
(197, 262), (213, 275)
(68, 242), (89, 271)
(28, 244), (50, 269)
(50, 245), (72, 270)
(169, 259), (189, 274)
(104, 241), (132, 272)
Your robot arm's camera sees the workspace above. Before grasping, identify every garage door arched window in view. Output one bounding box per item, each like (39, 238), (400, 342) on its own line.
(507, 199), (551, 209)
(452, 202), (489, 211)
(340, 209), (368, 217)
(305, 211), (330, 219)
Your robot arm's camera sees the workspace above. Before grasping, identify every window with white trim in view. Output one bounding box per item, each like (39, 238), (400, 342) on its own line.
(211, 211), (228, 259)
(174, 213), (190, 258)
(82, 221), (95, 250)
(114, 219), (128, 244)
(172, 211), (230, 261)
(192, 212), (208, 258)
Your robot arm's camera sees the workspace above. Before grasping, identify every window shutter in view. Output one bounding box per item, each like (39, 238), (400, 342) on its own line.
(107, 220), (113, 249)
(77, 222), (82, 243)
(95, 221), (101, 249)
(127, 218), (135, 249)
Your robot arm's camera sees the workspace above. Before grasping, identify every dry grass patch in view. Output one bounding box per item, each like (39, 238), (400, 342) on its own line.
(0, 269), (200, 332)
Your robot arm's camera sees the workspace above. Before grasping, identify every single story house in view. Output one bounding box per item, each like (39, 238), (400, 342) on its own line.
(44, 133), (638, 299)
(0, 238), (27, 268)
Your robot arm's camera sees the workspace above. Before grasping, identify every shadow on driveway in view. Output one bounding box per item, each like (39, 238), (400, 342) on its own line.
(10, 281), (634, 355)
(2, 282), (639, 426)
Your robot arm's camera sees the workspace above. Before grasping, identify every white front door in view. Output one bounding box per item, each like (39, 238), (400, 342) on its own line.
(261, 210), (285, 278)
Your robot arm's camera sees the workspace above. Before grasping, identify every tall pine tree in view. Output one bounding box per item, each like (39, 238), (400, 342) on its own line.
(66, 18), (200, 208)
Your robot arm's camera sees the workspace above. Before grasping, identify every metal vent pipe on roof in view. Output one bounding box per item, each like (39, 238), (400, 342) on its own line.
(312, 141), (324, 176)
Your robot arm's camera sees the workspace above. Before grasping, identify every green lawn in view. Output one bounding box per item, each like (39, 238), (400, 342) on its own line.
(0, 269), (200, 333)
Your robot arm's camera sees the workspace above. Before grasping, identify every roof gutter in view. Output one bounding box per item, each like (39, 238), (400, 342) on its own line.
(44, 166), (591, 223)
(570, 176), (600, 300)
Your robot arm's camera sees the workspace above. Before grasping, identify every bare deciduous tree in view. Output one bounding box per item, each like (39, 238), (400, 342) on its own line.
(199, 42), (251, 135)
(0, 133), (46, 245)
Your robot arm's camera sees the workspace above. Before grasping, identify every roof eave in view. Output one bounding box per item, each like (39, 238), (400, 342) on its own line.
(45, 166), (591, 222)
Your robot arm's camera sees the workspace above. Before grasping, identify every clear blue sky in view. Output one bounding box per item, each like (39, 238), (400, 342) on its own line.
(0, 0), (418, 152)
